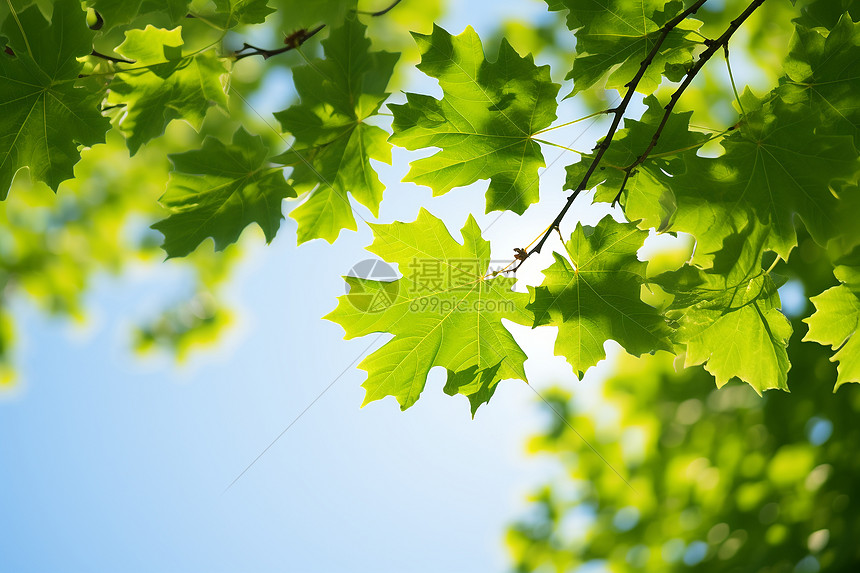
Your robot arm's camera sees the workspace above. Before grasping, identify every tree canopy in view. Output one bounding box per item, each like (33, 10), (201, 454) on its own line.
(1, 0), (859, 568)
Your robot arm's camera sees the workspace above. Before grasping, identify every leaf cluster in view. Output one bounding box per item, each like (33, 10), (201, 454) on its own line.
(1, 0), (858, 414)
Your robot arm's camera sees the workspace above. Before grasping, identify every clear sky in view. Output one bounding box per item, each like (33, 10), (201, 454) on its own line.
(0, 1), (771, 571)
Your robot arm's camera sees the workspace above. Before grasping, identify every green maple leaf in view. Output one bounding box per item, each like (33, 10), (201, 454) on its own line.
(107, 25), (228, 155)
(779, 15), (860, 145)
(325, 209), (531, 411)
(527, 216), (672, 378)
(207, 0), (275, 27)
(643, 92), (858, 262)
(152, 127), (295, 257)
(804, 248), (860, 390)
(277, 0), (356, 28)
(546, 0), (702, 94)
(0, 0), (110, 198)
(0, 1), (40, 23)
(569, 95), (709, 230)
(85, 0), (190, 29)
(653, 224), (792, 394)
(443, 364), (503, 418)
(795, 0), (860, 29)
(389, 25), (560, 215)
(272, 19), (398, 245)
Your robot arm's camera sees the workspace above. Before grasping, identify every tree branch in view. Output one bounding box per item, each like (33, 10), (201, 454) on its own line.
(357, 0), (403, 17)
(233, 24), (325, 60)
(233, 0), (404, 61)
(505, 0), (710, 274)
(611, 0), (767, 206)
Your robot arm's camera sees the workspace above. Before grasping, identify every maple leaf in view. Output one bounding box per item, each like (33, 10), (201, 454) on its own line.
(389, 25), (560, 215)
(208, 0), (275, 27)
(527, 216), (672, 378)
(804, 247), (860, 390)
(277, 0), (356, 28)
(653, 224), (792, 394)
(795, 0), (860, 29)
(272, 19), (399, 244)
(779, 15), (860, 145)
(85, 0), (191, 29)
(546, 0), (702, 94)
(0, 0), (110, 198)
(443, 364), (503, 418)
(107, 26), (229, 155)
(152, 127), (295, 257)
(639, 91), (858, 262)
(325, 209), (531, 411)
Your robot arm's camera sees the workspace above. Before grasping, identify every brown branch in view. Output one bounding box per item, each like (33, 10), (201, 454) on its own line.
(233, 0), (404, 61)
(357, 0), (403, 17)
(611, 0), (767, 206)
(505, 0), (710, 274)
(233, 24), (324, 61)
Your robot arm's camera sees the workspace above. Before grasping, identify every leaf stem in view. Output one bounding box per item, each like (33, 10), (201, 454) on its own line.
(531, 138), (588, 156)
(647, 127), (733, 159)
(724, 44), (747, 118)
(5, 0), (32, 59)
(185, 12), (226, 32)
(765, 256), (781, 275)
(531, 110), (609, 136)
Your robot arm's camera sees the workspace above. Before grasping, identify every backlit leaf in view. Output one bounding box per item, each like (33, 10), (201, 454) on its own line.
(528, 216), (672, 377)
(273, 18), (398, 244)
(654, 224), (792, 394)
(107, 25), (229, 155)
(389, 25), (560, 215)
(804, 248), (860, 389)
(325, 209), (530, 411)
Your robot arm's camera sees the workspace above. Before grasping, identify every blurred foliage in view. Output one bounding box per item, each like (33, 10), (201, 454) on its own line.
(0, 0), (443, 390)
(0, 126), (239, 385)
(507, 229), (860, 571)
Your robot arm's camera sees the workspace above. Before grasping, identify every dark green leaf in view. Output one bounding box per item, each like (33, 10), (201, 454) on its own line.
(152, 128), (295, 257)
(0, 0), (110, 198)
(273, 18), (399, 244)
(528, 216), (672, 376)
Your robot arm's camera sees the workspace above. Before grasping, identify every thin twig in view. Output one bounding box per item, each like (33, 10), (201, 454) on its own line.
(233, 24), (325, 60)
(611, 0), (767, 206)
(506, 0), (710, 273)
(233, 0), (404, 60)
(356, 0), (403, 16)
